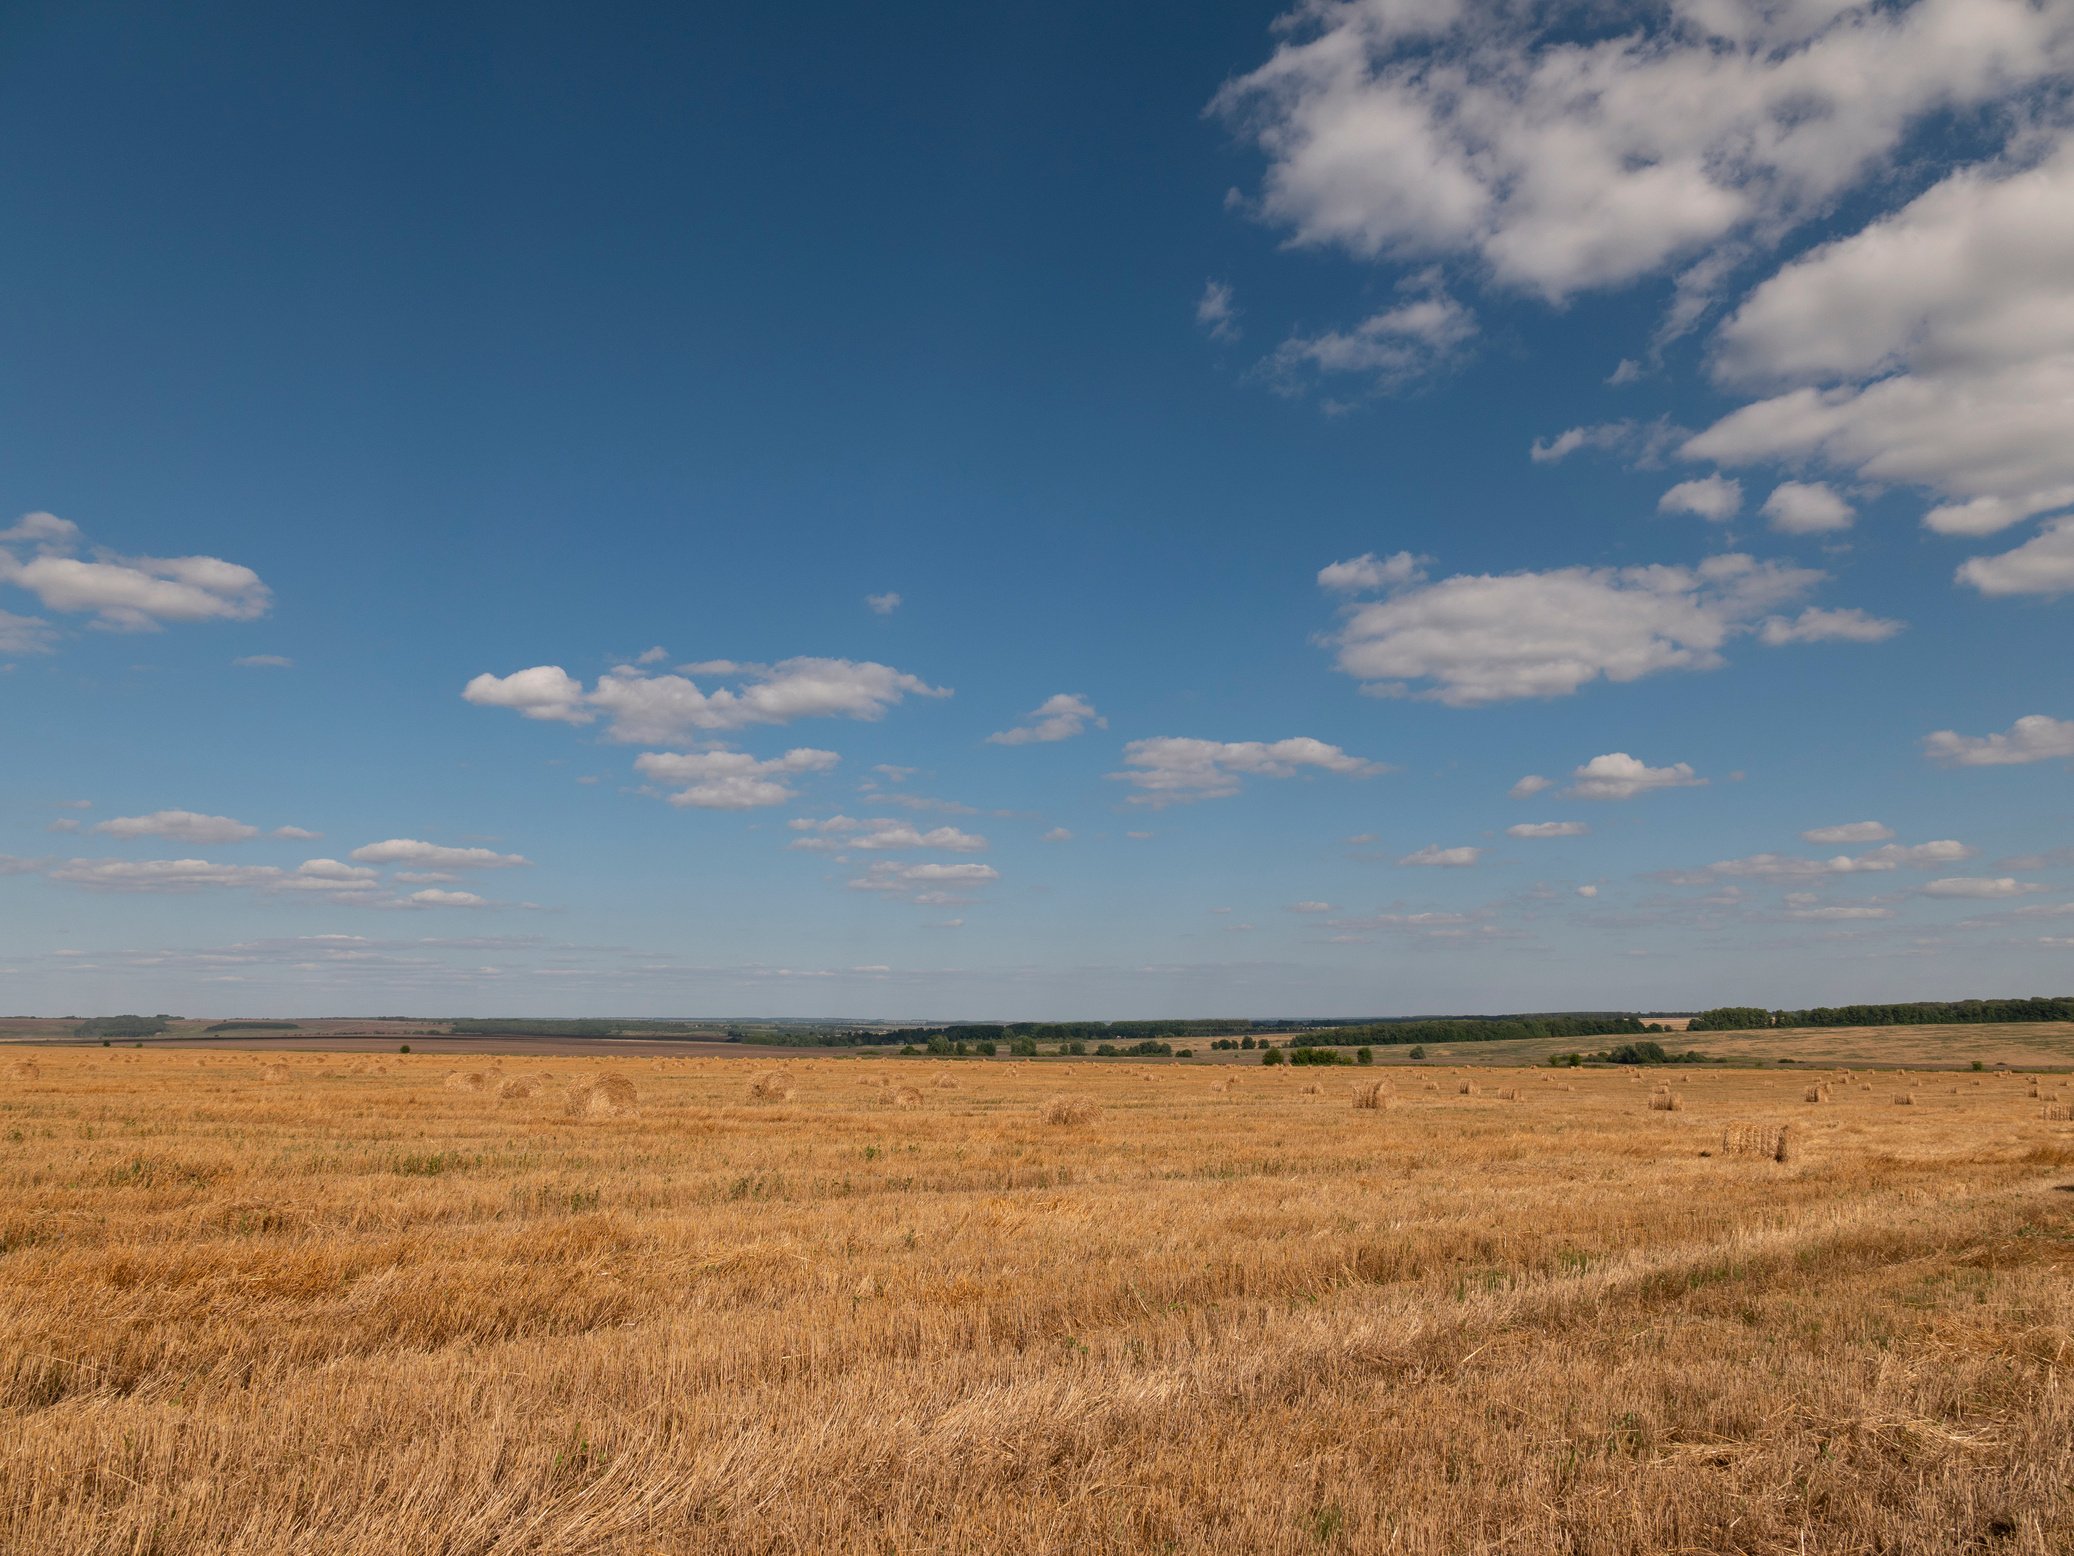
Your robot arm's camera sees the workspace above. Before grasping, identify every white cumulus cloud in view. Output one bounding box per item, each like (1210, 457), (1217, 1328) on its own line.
(787, 815), (987, 852)
(1756, 607), (1903, 646)
(1690, 135), (2074, 541)
(1802, 821), (1893, 845)
(465, 657), (948, 744)
(0, 512), (270, 633)
(1399, 844), (1481, 867)
(1954, 518), (2074, 598)
(1658, 476), (1741, 521)
(1507, 821), (1587, 839)
(1920, 876), (2048, 899)
(1197, 280), (1240, 342)
(1321, 554), (1828, 705)
(93, 810), (261, 845)
(987, 693), (1105, 746)
(1108, 737), (1385, 806)
(1923, 714), (2074, 766)
(1213, 0), (2072, 301)
(1270, 280), (1477, 390)
(847, 860), (1001, 902)
(348, 840), (531, 869)
(633, 748), (841, 810)
(1564, 753), (1705, 801)
(1317, 550), (1427, 593)
(1762, 481), (1855, 534)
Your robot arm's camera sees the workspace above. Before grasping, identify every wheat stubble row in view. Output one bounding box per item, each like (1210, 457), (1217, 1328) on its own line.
(2, 1050), (2069, 1553)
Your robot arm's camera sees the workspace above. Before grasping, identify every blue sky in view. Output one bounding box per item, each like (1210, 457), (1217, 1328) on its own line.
(3, 0), (2071, 1018)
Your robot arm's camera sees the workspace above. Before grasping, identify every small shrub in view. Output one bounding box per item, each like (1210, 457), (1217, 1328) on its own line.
(1261, 1047), (1285, 1066)
(1356, 1047), (1374, 1066)
(398, 1044), (410, 1054)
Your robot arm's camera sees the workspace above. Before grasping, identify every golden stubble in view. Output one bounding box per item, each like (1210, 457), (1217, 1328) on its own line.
(0, 1048), (2069, 1555)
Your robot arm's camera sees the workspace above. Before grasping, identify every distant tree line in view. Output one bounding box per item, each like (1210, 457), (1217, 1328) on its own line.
(74, 1015), (173, 1039)
(1548, 1041), (1709, 1067)
(445, 1019), (710, 1039)
(1291, 1014), (1653, 1047)
(1688, 997), (2074, 1031)
(850, 1020), (1267, 1048)
(203, 1021), (302, 1033)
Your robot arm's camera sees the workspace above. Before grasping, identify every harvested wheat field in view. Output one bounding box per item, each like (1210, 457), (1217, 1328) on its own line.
(3, 1049), (2072, 1554)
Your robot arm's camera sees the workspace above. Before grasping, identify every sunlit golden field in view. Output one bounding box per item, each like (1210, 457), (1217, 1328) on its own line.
(3, 1046), (2072, 1554)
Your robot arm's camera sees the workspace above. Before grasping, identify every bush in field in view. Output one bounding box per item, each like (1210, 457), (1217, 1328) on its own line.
(1261, 1047), (1285, 1066)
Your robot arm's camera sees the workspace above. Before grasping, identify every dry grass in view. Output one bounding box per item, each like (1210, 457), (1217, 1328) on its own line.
(0, 1050), (2070, 1555)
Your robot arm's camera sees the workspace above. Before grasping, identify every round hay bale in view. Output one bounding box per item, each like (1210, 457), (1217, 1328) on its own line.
(259, 1061), (292, 1085)
(930, 1072), (959, 1090)
(564, 1073), (637, 1120)
(1042, 1095), (1099, 1126)
(748, 1071), (795, 1103)
(495, 1074), (541, 1102)
(1352, 1081), (1387, 1110)
(891, 1085), (923, 1109)
(443, 1070), (489, 1094)
(6, 1057), (41, 1081)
